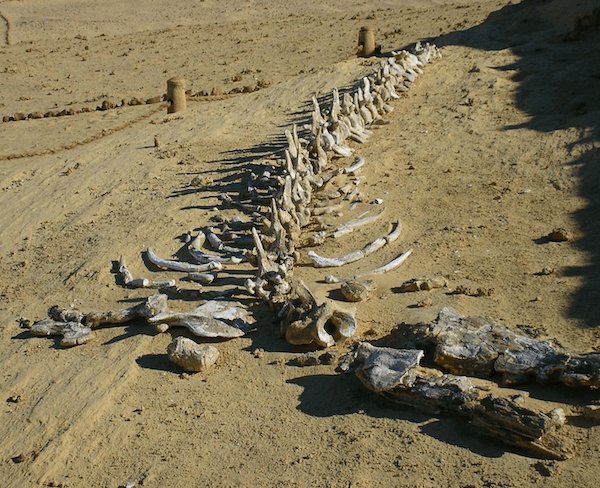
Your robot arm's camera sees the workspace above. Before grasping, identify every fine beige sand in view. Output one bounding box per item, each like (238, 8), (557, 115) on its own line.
(1, 0), (599, 486)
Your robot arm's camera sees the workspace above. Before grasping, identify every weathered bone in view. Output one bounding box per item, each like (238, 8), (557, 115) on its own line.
(307, 220), (402, 268)
(284, 300), (357, 348)
(149, 300), (249, 338)
(324, 248), (413, 283)
(393, 307), (600, 389)
(118, 256), (176, 289)
(167, 337), (219, 372)
(186, 272), (216, 284)
(146, 247), (222, 273)
(29, 319), (95, 347)
(350, 342), (572, 460)
(84, 293), (169, 328)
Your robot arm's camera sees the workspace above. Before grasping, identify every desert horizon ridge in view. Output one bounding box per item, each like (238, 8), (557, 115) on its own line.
(1, 0), (600, 487)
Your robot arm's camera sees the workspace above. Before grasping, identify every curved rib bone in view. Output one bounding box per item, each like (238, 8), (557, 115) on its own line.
(307, 221), (402, 268)
(146, 248), (222, 273)
(324, 248), (413, 283)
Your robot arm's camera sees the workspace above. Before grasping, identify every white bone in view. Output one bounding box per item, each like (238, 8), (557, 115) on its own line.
(167, 338), (219, 372)
(146, 247), (222, 273)
(29, 319), (95, 347)
(307, 220), (402, 268)
(84, 294), (169, 328)
(118, 256), (176, 289)
(187, 272), (216, 284)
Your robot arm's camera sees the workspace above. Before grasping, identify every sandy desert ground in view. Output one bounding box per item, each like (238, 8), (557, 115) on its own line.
(1, 0), (600, 486)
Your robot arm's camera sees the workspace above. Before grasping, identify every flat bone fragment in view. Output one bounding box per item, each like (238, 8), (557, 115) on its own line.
(393, 307), (600, 389)
(29, 319), (95, 347)
(307, 220), (401, 268)
(167, 337), (219, 373)
(149, 313), (244, 338)
(149, 300), (250, 338)
(146, 247), (222, 273)
(84, 293), (169, 328)
(351, 342), (573, 460)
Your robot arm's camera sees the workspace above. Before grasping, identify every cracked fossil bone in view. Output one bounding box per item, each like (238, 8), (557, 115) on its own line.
(149, 300), (249, 337)
(393, 307), (600, 389)
(307, 220), (402, 268)
(118, 256), (176, 289)
(350, 342), (572, 460)
(84, 293), (169, 328)
(146, 247), (222, 273)
(29, 319), (95, 347)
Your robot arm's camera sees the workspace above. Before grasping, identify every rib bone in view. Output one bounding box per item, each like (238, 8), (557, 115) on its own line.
(146, 247), (222, 273)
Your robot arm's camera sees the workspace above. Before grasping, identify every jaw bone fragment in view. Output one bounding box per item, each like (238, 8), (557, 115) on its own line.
(167, 337), (219, 373)
(148, 301), (249, 338)
(118, 256), (176, 289)
(84, 293), (169, 328)
(29, 319), (95, 347)
(307, 220), (402, 268)
(146, 247), (222, 273)
(350, 342), (572, 460)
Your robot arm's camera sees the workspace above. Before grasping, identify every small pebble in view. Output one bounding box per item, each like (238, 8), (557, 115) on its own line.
(547, 228), (571, 242)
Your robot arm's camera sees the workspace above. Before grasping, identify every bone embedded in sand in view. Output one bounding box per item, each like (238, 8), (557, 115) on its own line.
(167, 76), (186, 113)
(186, 272), (216, 284)
(146, 247), (222, 273)
(357, 26), (376, 57)
(167, 337), (219, 373)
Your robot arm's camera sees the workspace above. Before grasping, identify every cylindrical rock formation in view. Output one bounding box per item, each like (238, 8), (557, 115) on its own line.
(167, 76), (186, 114)
(358, 26), (376, 57)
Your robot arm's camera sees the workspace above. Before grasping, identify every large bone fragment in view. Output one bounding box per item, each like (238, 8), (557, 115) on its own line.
(307, 221), (402, 268)
(351, 343), (572, 460)
(29, 319), (95, 347)
(146, 247), (222, 273)
(84, 294), (169, 328)
(167, 337), (219, 373)
(148, 300), (249, 338)
(393, 307), (600, 389)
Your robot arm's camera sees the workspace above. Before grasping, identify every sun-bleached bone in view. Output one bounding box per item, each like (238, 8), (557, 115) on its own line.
(84, 293), (169, 328)
(167, 337), (219, 373)
(186, 272), (216, 284)
(309, 210), (384, 245)
(324, 248), (413, 283)
(29, 319), (95, 347)
(307, 220), (402, 268)
(149, 300), (249, 338)
(146, 247), (222, 273)
(118, 256), (176, 289)
(343, 157), (365, 175)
